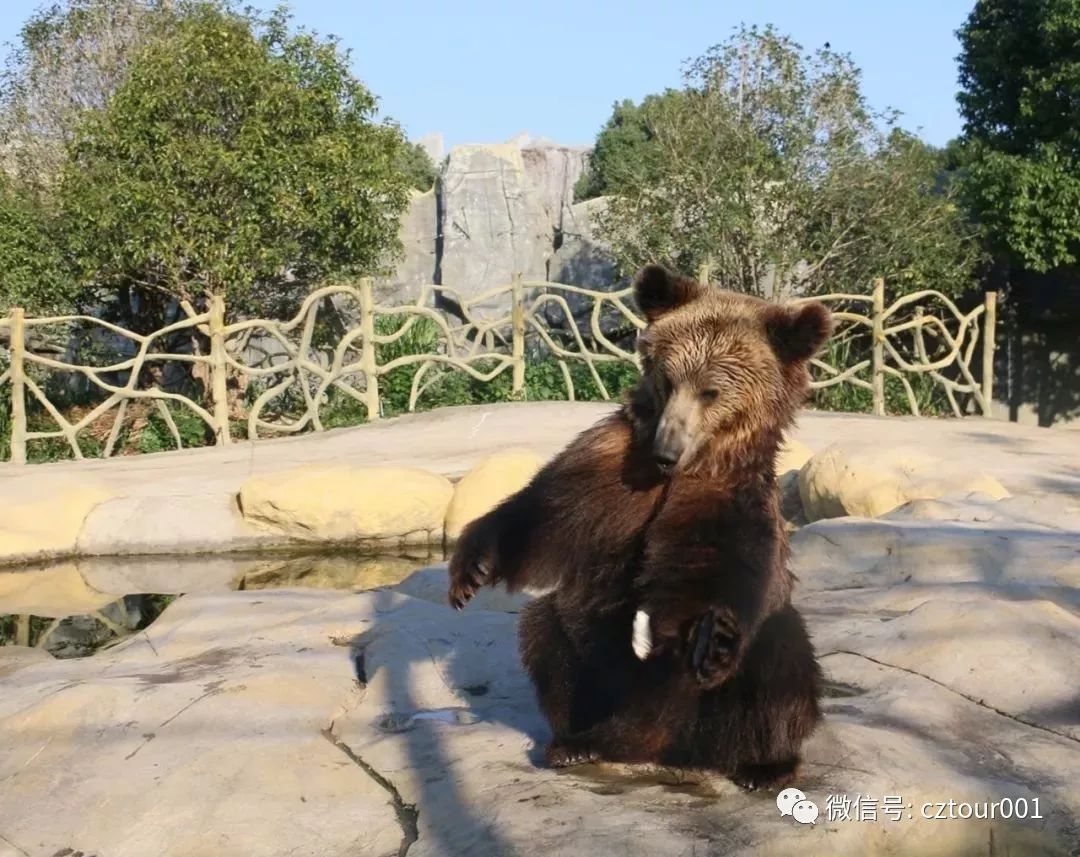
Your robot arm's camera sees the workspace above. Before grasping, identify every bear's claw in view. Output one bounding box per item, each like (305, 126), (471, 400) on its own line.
(731, 758), (800, 792)
(689, 605), (741, 688)
(632, 609), (653, 659)
(545, 740), (601, 768)
(447, 557), (491, 610)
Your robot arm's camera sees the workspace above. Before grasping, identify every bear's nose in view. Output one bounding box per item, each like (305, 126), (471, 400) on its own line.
(652, 446), (678, 473)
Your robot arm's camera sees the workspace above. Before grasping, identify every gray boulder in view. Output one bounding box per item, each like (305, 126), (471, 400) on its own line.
(543, 197), (631, 346)
(520, 143), (590, 233)
(550, 197), (619, 289)
(438, 144), (552, 318)
(374, 187), (439, 305)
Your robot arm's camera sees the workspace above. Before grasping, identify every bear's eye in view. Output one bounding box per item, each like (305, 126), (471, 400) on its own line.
(700, 389), (719, 403)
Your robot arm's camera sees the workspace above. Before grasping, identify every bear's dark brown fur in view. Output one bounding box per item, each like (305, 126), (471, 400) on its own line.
(447, 263), (833, 790)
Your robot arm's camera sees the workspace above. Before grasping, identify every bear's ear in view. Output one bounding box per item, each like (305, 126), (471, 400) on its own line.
(764, 301), (833, 364)
(632, 264), (703, 322)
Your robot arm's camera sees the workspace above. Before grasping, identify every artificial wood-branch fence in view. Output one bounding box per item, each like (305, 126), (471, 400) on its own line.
(0, 276), (997, 465)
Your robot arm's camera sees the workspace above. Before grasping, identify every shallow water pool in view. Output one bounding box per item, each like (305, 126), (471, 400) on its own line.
(0, 546), (447, 659)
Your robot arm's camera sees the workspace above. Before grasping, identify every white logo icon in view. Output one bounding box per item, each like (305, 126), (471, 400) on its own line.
(792, 798), (820, 825)
(777, 788), (819, 825)
(776, 787), (805, 817)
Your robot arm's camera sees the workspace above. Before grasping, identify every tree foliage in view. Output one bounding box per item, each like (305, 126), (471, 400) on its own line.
(0, 176), (77, 313)
(397, 140), (438, 192)
(955, 0), (1080, 272)
(0, 0), (421, 321)
(54, 2), (415, 315)
(573, 91), (685, 202)
(588, 25), (982, 297)
(0, 0), (175, 197)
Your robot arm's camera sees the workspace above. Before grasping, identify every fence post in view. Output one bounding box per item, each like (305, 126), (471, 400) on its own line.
(871, 277), (885, 417)
(511, 273), (525, 399)
(8, 307), (27, 464)
(359, 277), (380, 421)
(208, 294), (231, 445)
(981, 290), (997, 416)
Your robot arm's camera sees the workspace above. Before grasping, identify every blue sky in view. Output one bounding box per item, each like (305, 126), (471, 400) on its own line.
(0, 0), (975, 151)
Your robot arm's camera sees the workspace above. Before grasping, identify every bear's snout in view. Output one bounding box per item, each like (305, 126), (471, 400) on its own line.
(653, 389), (700, 473)
(652, 433), (680, 472)
(653, 414), (689, 473)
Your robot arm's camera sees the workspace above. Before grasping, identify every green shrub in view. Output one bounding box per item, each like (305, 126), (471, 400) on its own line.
(135, 401), (212, 454)
(808, 336), (953, 416)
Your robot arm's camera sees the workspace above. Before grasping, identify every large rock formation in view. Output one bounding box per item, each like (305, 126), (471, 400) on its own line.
(438, 144), (552, 313)
(376, 136), (622, 319)
(374, 187), (438, 305)
(550, 196), (618, 289)
(520, 141), (591, 234)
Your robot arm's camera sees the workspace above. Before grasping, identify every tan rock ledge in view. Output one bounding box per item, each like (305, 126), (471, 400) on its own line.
(799, 443), (1011, 522)
(238, 465), (454, 546)
(1, 566), (1077, 856)
(444, 447), (547, 541)
(0, 402), (1076, 567)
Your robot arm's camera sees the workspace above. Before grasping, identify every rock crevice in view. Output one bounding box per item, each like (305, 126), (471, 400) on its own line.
(818, 649), (1080, 745)
(321, 725), (420, 857)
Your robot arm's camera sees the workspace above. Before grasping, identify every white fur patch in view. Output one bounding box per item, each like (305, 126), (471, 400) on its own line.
(632, 609), (653, 660)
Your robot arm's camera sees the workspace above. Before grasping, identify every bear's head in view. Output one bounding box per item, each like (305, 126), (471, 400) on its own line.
(628, 263), (832, 477)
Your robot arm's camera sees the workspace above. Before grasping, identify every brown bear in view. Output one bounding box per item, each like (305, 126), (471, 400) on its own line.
(447, 263), (832, 790)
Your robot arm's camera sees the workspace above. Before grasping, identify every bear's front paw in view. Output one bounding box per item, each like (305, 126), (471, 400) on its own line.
(447, 530), (496, 610)
(688, 606), (741, 689)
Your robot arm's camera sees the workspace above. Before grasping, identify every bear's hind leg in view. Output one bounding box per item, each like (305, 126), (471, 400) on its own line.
(520, 595), (675, 769)
(518, 594), (580, 743)
(689, 604), (822, 790)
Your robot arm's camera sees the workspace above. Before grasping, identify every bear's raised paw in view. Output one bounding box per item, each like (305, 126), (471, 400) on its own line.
(447, 555), (490, 610)
(689, 606), (742, 688)
(447, 526), (497, 610)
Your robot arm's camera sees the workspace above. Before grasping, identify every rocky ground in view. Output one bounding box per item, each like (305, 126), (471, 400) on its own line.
(1, 403), (1078, 856)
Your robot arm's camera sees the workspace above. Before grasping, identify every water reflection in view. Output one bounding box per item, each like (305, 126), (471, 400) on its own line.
(0, 594), (175, 658)
(235, 549), (441, 591)
(0, 547), (447, 659)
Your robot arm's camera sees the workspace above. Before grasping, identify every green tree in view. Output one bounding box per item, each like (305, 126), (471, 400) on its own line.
(589, 25), (981, 297)
(573, 90), (685, 201)
(0, 175), (78, 313)
(398, 140), (438, 192)
(803, 128), (982, 297)
(956, 0), (1080, 272)
(56, 1), (415, 318)
(0, 0), (176, 197)
(939, 137), (971, 173)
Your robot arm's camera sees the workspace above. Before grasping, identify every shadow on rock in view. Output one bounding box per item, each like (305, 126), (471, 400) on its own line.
(338, 578), (546, 857)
